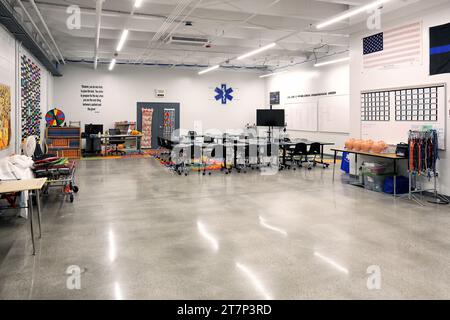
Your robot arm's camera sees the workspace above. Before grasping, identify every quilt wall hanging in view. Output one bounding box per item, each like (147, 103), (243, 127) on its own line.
(21, 55), (42, 140)
(0, 84), (11, 150)
(141, 108), (154, 148)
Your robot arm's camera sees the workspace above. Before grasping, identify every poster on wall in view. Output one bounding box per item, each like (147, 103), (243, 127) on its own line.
(0, 84), (11, 150)
(21, 55), (41, 140)
(429, 22), (450, 75)
(81, 85), (103, 113)
(209, 84), (239, 105)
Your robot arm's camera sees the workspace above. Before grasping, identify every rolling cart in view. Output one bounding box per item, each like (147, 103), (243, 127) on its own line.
(33, 158), (79, 202)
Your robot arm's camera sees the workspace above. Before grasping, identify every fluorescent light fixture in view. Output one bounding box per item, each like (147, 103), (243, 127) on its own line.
(314, 57), (350, 67)
(316, 0), (391, 29)
(259, 71), (287, 78)
(237, 43), (277, 60)
(116, 29), (129, 52)
(198, 64), (220, 75)
(109, 59), (116, 71)
(134, 0), (143, 8)
(314, 252), (349, 274)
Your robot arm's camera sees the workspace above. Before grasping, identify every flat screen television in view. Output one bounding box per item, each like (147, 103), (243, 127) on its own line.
(270, 91), (280, 105)
(256, 109), (285, 127)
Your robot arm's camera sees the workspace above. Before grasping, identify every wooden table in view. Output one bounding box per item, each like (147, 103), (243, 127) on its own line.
(331, 148), (406, 196)
(0, 178), (47, 255)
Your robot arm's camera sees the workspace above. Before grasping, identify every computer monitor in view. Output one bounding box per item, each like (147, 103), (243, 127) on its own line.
(85, 124), (103, 135)
(256, 109), (285, 127)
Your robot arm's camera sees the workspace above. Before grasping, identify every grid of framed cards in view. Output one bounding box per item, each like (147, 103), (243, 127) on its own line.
(360, 91), (390, 121)
(394, 87), (438, 122)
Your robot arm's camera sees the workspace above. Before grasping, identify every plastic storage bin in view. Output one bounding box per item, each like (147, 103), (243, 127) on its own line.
(383, 176), (409, 194)
(364, 174), (387, 192)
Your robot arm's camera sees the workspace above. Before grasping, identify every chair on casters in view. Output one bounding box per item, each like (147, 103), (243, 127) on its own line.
(288, 143), (312, 170)
(308, 142), (328, 168)
(108, 129), (126, 156)
(178, 144), (202, 176)
(280, 138), (294, 170)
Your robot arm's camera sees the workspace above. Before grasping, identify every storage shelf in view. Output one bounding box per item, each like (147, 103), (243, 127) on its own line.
(47, 136), (80, 139)
(46, 126), (81, 159)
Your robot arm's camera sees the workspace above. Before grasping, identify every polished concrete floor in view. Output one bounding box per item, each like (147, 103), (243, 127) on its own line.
(0, 158), (450, 299)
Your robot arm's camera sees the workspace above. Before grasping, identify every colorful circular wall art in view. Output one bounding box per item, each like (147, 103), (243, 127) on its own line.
(45, 108), (65, 127)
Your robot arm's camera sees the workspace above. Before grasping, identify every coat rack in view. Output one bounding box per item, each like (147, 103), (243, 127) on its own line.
(408, 129), (449, 205)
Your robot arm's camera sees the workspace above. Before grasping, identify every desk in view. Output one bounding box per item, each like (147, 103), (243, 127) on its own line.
(279, 140), (335, 168)
(0, 178), (47, 255)
(92, 134), (143, 156)
(331, 148), (406, 196)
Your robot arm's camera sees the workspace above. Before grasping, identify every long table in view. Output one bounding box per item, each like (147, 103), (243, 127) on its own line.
(168, 136), (335, 172)
(0, 178), (47, 255)
(331, 148), (407, 196)
(91, 134), (143, 156)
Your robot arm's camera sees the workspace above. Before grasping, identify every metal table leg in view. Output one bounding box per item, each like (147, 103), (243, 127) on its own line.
(393, 159), (397, 197)
(332, 150), (337, 182)
(28, 193), (36, 255)
(36, 189), (42, 238)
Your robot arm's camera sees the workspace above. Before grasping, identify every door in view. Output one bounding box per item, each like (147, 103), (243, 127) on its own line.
(137, 102), (180, 149)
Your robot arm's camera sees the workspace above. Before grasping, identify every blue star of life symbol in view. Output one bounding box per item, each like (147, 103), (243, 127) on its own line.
(214, 84), (234, 104)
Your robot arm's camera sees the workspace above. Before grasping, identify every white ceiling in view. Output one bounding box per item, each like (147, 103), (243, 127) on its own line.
(9, 0), (450, 71)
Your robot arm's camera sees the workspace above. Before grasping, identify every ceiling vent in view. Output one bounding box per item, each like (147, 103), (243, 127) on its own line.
(166, 36), (209, 47)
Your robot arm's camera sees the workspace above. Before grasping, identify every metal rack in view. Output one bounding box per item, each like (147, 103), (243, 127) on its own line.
(407, 129), (449, 206)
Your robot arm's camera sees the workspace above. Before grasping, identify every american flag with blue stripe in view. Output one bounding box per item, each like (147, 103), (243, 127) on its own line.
(363, 22), (422, 69)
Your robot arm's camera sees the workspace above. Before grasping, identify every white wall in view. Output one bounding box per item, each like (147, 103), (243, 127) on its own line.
(53, 64), (266, 133)
(349, 3), (450, 195)
(265, 58), (350, 154)
(0, 25), (53, 158)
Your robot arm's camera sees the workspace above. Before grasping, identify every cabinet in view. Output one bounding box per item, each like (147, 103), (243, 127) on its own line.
(46, 127), (81, 159)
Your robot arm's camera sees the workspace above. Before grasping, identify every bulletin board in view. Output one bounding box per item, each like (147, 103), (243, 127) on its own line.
(361, 84), (446, 149)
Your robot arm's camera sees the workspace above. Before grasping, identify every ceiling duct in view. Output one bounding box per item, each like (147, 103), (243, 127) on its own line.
(0, 0), (61, 76)
(166, 36), (209, 47)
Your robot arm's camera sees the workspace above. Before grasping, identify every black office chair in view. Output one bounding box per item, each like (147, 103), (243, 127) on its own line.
(288, 143), (311, 170)
(202, 144), (219, 176)
(279, 138), (294, 170)
(234, 143), (251, 174)
(108, 129), (126, 156)
(157, 137), (171, 162)
(308, 142), (327, 168)
(185, 144), (202, 176)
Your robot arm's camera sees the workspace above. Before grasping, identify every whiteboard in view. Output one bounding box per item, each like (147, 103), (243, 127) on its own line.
(284, 102), (317, 131)
(318, 95), (350, 133)
(361, 84), (446, 150)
